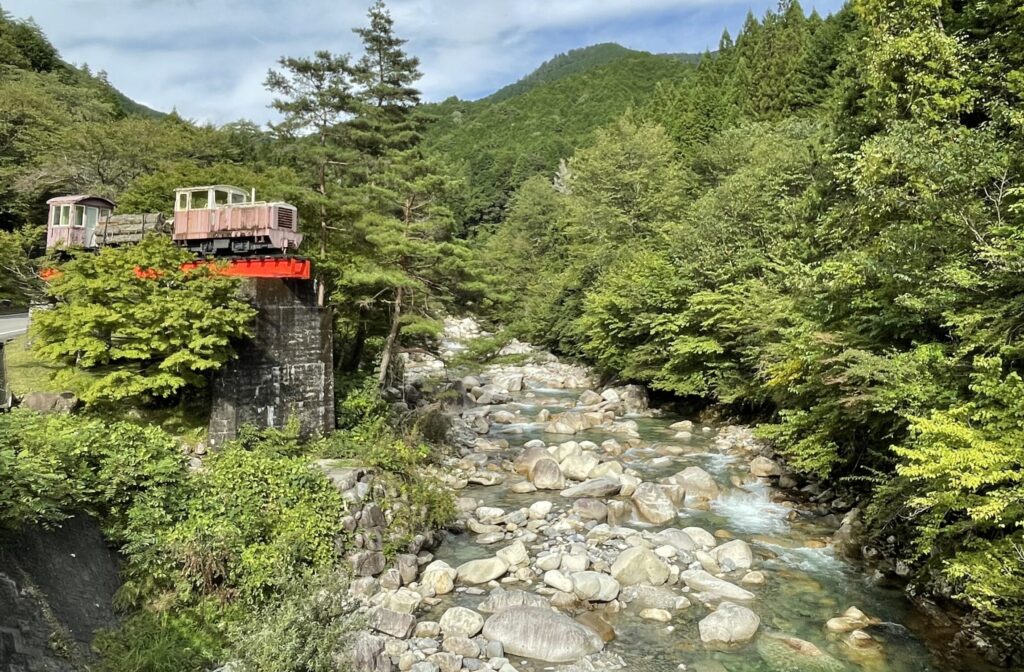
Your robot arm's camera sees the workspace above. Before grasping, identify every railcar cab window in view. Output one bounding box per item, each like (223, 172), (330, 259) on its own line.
(52, 203), (109, 227)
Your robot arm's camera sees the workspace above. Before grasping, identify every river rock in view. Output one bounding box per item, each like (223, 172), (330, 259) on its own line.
(571, 571), (621, 602)
(750, 456), (782, 477)
(439, 606), (485, 638)
(492, 372), (524, 392)
(710, 539), (753, 571)
(368, 606), (416, 638)
(825, 606), (876, 632)
(353, 632), (390, 672)
(755, 633), (847, 672)
(560, 452), (600, 481)
(481, 606), (604, 663)
(478, 587), (549, 613)
(421, 561), (457, 595)
(681, 527), (718, 549)
(443, 635), (479, 657)
(496, 541), (529, 566)
(631, 482), (677, 524)
(669, 420), (693, 431)
(456, 557), (509, 585)
(528, 500), (553, 519)
(515, 446), (551, 476)
(640, 608), (672, 622)
(621, 584), (691, 611)
(611, 547), (670, 586)
(573, 498), (608, 522)
(652, 528), (697, 553)
(490, 410), (517, 424)
(680, 569), (755, 602)
(530, 458), (565, 490)
(543, 569), (574, 593)
(670, 467), (720, 500)
(351, 550), (387, 576)
(578, 390), (603, 406)
(589, 461), (623, 480)
(698, 601), (760, 646)
(560, 478), (621, 498)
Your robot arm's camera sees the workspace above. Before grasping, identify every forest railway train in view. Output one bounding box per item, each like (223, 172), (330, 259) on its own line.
(43, 185), (308, 279)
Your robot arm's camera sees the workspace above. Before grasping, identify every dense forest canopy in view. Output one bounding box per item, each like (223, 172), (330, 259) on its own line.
(3, 0), (1024, 665)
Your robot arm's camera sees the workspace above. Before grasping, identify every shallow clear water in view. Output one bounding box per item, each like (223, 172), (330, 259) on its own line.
(432, 382), (991, 672)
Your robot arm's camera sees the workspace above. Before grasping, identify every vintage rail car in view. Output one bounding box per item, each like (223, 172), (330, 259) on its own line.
(172, 185), (302, 256)
(45, 195), (168, 251)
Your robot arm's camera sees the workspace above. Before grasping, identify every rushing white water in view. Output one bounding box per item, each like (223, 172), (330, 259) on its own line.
(711, 482), (794, 535)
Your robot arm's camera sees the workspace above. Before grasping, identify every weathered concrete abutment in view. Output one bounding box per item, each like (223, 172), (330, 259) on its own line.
(208, 278), (334, 446)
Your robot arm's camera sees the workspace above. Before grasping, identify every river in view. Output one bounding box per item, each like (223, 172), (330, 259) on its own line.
(397, 324), (992, 672)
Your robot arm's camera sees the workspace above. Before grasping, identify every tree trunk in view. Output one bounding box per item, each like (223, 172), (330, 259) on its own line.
(377, 285), (404, 389)
(342, 309), (368, 373)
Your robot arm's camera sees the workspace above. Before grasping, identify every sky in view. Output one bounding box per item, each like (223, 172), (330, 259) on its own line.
(5, 0), (847, 125)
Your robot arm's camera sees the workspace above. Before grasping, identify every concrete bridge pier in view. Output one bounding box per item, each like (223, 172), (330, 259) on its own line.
(208, 278), (334, 447)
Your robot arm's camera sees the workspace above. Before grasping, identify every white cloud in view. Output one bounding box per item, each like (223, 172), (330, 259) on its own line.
(5, 0), (846, 124)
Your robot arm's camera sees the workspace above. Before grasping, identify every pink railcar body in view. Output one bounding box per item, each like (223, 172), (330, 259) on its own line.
(171, 185), (302, 256)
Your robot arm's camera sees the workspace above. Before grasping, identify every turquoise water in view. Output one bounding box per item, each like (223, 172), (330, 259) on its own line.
(430, 384), (991, 672)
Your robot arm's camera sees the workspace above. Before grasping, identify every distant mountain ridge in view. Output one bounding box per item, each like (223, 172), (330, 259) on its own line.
(423, 44), (700, 228)
(483, 42), (704, 103)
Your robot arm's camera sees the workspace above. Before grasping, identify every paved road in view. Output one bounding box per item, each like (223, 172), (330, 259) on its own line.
(0, 313), (29, 342)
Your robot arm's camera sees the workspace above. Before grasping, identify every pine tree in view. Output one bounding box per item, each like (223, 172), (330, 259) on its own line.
(350, 0), (423, 175)
(265, 51), (359, 306)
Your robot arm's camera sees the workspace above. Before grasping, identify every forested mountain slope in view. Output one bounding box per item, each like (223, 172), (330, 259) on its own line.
(484, 42), (647, 103)
(422, 49), (696, 228)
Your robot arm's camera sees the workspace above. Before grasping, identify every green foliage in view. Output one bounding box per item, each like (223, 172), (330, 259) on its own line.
(93, 604), (230, 672)
(126, 428), (344, 605)
(882, 358), (1024, 633)
(31, 235), (256, 404)
(228, 572), (362, 672)
(0, 408), (184, 532)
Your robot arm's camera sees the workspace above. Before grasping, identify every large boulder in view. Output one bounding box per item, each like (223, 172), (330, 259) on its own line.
(492, 372), (524, 393)
(530, 458), (566, 490)
(651, 528), (697, 553)
(573, 498), (608, 522)
(514, 446), (551, 476)
(560, 478), (620, 498)
(698, 601), (760, 646)
(368, 606), (416, 638)
(680, 569), (755, 602)
(750, 456), (782, 477)
(421, 560), (457, 596)
(482, 606), (604, 663)
(439, 606), (485, 638)
(669, 467), (720, 500)
(610, 547), (670, 586)
(571, 571), (621, 602)
(710, 539), (753, 571)
(560, 452), (600, 481)
(631, 483), (677, 525)
(477, 587), (549, 613)
(755, 633), (847, 672)
(456, 557), (509, 585)
(681, 527), (717, 549)
(20, 391), (79, 414)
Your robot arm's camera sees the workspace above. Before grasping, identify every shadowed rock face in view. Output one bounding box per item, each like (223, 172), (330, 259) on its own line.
(482, 606), (604, 663)
(0, 514), (121, 670)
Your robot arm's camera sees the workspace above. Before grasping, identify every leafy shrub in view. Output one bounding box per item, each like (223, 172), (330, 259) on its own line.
(0, 409), (185, 532)
(122, 427), (344, 605)
(879, 357), (1024, 635)
(229, 571), (362, 672)
(93, 603), (230, 672)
